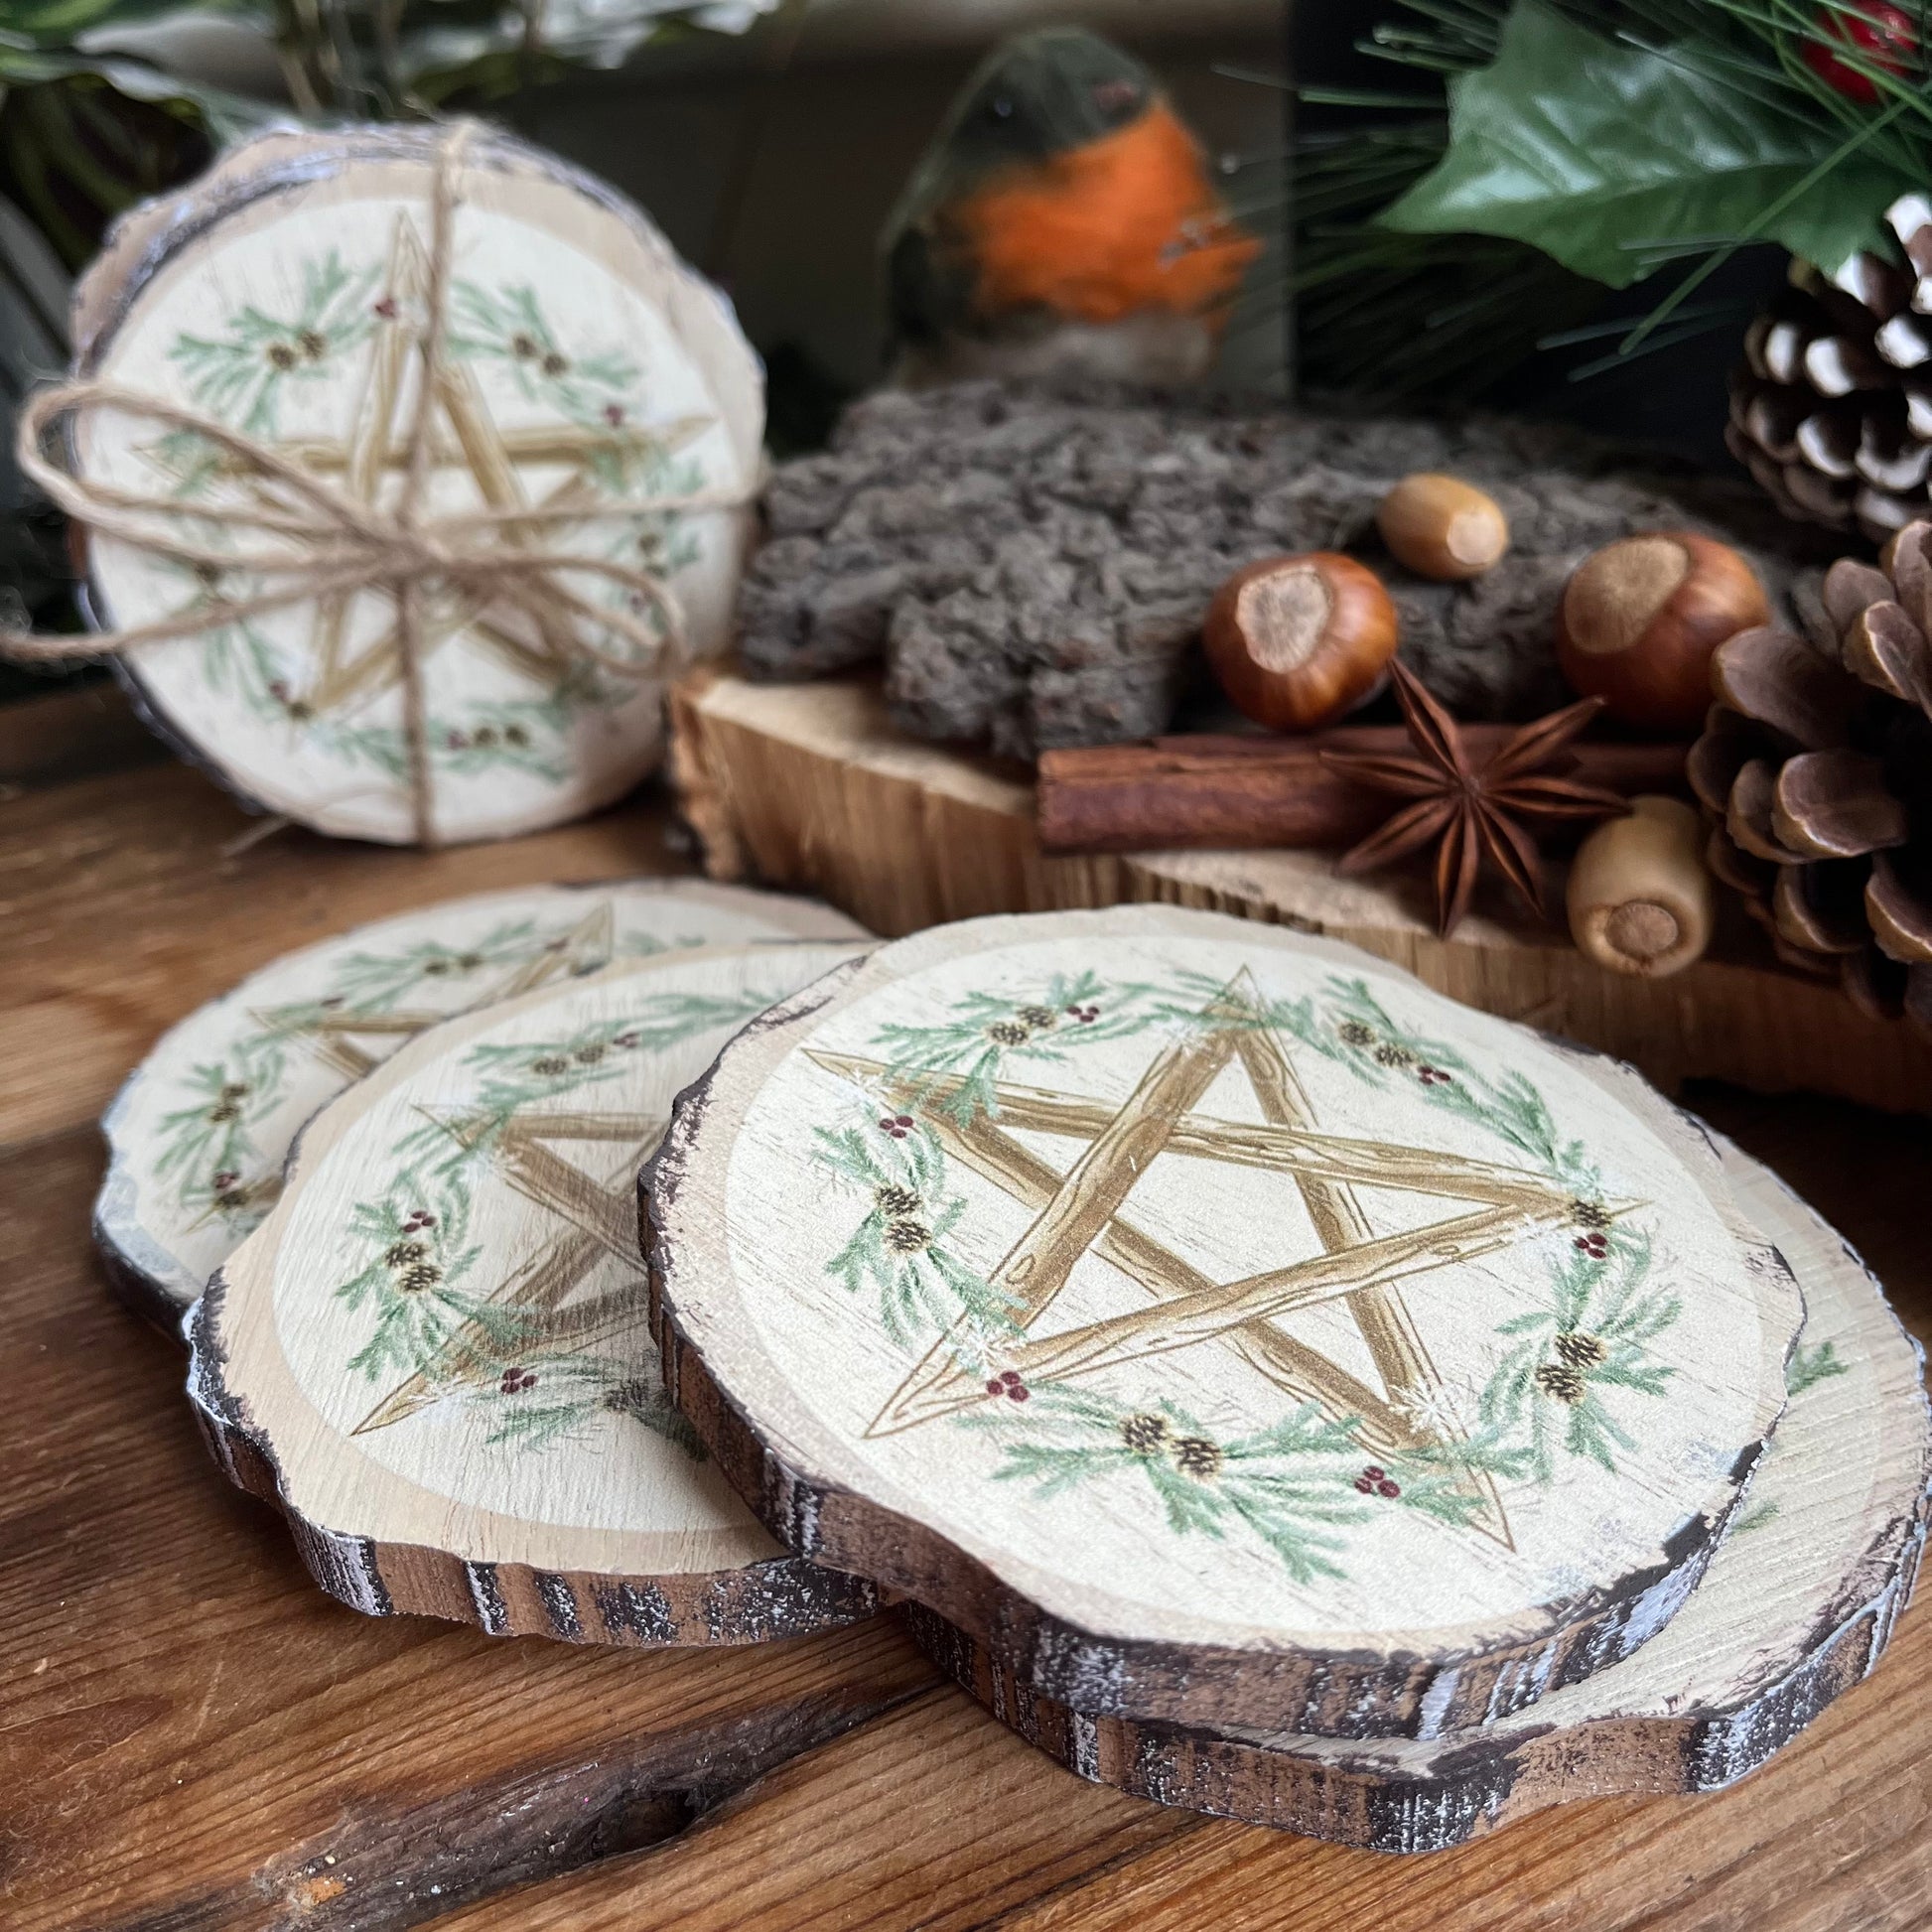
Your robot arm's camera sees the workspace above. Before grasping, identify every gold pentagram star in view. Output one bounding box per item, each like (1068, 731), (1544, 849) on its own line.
(812, 971), (1638, 1548)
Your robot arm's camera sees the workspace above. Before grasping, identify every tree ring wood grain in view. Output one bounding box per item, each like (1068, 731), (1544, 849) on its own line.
(97, 878), (867, 1328)
(905, 1135), (1931, 1848)
(188, 940), (882, 1646)
(645, 906), (1804, 1737)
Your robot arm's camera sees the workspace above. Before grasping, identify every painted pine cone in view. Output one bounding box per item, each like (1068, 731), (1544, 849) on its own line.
(1689, 525), (1932, 1031)
(1727, 195), (1932, 544)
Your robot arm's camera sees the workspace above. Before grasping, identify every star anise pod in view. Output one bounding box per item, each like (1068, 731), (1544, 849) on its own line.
(1319, 662), (1632, 937)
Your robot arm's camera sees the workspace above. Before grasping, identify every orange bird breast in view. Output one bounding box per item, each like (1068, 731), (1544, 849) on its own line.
(949, 103), (1261, 331)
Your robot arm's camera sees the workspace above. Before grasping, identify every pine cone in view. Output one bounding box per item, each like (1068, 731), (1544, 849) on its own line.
(1727, 195), (1932, 544)
(1689, 528), (1932, 1031)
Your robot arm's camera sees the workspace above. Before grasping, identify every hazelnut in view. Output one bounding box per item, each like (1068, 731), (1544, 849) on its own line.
(1567, 796), (1713, 979)
(1556, 532), (1769, 732)
(1203, 552), (1399, 733)
(1376, 473), (1509, 581)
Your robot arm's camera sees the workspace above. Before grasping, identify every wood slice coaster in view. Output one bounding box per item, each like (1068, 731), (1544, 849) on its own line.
(73, 121), (761, 843)
(908, 1137), (1932, 1849)
(188, 940), (879, 1646)
(646, 906), (1805, 1738)
(98, 880), (866, 1325)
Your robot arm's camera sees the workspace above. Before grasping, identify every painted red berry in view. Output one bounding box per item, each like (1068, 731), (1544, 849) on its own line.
(604, 402), (625, 426)
(1803, 2), (1915, 100)
(985, 1377), (1005, 1395)
(1354, 1476), (1375, 1494)
(1008, 1384), (1030, 1402)
(1001, 1369), (1023, 1388)
(1363, 1465), (1385, 1482)
(1377, 1478), (1401, 1499)
(373, 295), (398, 319)
(896, 1114), (913, 1128)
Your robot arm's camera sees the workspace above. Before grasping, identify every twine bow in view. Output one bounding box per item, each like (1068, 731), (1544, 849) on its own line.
(2, 121), (752, 844)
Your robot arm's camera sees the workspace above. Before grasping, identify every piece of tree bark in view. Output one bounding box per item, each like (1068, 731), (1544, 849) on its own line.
(191, 940), (883, 1646)
(96, 880), (866, 1327)
(907, 1134), (1932, 1849)
(645, 905), (1803, 1738)
(1035, 730), (1688, 855)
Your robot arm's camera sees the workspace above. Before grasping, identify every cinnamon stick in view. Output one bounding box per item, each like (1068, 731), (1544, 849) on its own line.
(1035, 729), (1689, 856)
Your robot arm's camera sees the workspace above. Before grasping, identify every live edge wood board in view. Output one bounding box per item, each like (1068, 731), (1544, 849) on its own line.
(645, 906), (1804, 1739)
(96, 877), (865, 1326)
(910, 1135), (1932, 1850)
(190, 940), (881, 1646)
(669, 672), (1932, 1113)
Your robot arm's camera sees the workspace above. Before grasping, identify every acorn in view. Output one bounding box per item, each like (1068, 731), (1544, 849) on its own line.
(1556, 532), (1770, 733)
(1376, 474), (1509, 581)
(1567, 796), (1714, 979)
(1203, 552), (1400, 733)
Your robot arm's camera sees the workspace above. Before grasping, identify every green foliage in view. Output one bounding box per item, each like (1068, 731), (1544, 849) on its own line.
(1478, 1228), (1681, 1479)
(152, 1031), (287, 1224)
(1787, 1336), (1850, 1395)
(869, 970), (1160, 1126)
(406, 985), (776, 1171)
(479, 1353), (704, 1456)
(814, 1114), (1016, 1352)
(332, 1169), (505, 1385)
(170, 249), (377, 434)
(1379, 1), (1918, 288)
(447, 280), (639, 425)
(973, 1385), (1376, 1584)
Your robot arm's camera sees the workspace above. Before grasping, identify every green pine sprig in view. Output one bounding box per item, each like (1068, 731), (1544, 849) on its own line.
(814, 1115), (1016, 1351)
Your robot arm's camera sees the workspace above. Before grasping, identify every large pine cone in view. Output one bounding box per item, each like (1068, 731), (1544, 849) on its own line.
(1727, 196), (1932, 544)
(1690, 526), (1932, 1032)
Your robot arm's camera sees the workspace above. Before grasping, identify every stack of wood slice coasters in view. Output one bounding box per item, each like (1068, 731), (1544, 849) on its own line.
(114, 881), (874, 1644)
(138, 893), (1927, 1839)
(643, 905), (1932, 1847)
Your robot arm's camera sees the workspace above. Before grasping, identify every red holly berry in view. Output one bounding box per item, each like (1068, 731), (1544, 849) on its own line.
(604, 402), (625, 426)
(373, 295), (398, 319)
(1353, 1476), (1375, 1494)
(1803, 2), (1916, 100)
(1000, 1369), (1023, 1388)
(985, 1377), (1005, 1396)
(1363, 1464), (1385, 1482)
(1008, 1383), (1030, 1403)
(896, 1114), (913, 1128)
(212, 1170), (238, 1191)
(1377, 1478), (1401, 1499)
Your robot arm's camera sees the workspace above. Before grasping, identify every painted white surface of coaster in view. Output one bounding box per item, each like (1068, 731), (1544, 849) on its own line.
(910, 1136), (1931, 1848)
(646, 906), (1804, 1738)
(72, 121), (761, 843)
(188, 941), (879, 1645)
(97, 879), (867, 1322)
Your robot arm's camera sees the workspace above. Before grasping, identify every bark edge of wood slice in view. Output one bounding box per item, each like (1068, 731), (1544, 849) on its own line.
(644, 904), (1805, 1737)
(189, 940), (882, 1647)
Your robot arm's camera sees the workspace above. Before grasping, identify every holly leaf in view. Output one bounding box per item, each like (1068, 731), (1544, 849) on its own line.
(1376, 0), (1917, 287)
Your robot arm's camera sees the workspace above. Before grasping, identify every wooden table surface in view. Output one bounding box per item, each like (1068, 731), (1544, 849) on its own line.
(3, 684), (1929, 1932)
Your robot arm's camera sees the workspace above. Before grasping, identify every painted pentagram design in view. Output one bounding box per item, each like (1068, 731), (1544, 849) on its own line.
(267, 943), (865, 1535)
(76, 130), (759, 842)
(96, 881), (866, 1312)
(710, 925), (1795, 1650)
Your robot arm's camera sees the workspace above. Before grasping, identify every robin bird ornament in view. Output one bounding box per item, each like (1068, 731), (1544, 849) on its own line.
(884, 28), (1262, 389)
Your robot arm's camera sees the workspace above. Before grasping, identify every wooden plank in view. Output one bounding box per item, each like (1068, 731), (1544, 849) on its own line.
(669, 672), (1932, 1113)
(422, 1612), (1932, 1932)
